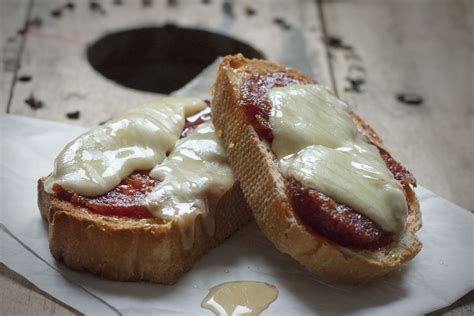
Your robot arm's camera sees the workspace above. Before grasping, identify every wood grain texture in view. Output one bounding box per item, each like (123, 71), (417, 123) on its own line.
(0, 0), (30, 111)
(321, 0), (473, 211)
(321, 0), (473, 313)
(427, 291), (474, 316)
(8, 0), (330, 127)
(0, 264), (80, 316)
(1, 0), (472, 315)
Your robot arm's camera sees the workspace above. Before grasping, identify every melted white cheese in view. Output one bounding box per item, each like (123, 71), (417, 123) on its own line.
(269, 85), (408, 233)
(145, 122), (234, 249)
(44, 97), (206, 196)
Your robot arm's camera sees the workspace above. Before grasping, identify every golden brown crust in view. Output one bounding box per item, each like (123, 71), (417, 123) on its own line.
(38, 178), (251, 284)
(211, 54), (422, 284)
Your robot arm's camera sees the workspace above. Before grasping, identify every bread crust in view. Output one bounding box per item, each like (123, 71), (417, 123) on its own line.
(38, 178), (251, 284)
(211, 54), (422, 284)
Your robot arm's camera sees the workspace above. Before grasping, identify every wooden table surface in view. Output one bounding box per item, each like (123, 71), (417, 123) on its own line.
(1, 0), (472, 315)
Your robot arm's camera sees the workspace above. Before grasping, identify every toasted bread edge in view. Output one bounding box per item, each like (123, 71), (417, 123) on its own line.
(211, 54), (422, 284)
(38, 178), (251, 284)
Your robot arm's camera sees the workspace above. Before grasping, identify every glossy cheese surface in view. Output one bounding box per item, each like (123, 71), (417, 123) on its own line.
(44, 97), (206, 196)
(269, 85), (408, 233)
(145, 122), (234, 248)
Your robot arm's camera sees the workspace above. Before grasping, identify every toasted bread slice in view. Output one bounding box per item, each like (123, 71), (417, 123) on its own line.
(37, 98), (252, 284)
(211, 54), (422, 283)
(38, 179), (250, 284)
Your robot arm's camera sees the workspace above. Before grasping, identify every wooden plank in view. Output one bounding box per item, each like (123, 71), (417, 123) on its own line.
(8, 0), (331, 127)
(0, 264), (78, 316)
(428, 291), (474, 316)
(0, 0), (31, 111)
(321, 0), (474, 212)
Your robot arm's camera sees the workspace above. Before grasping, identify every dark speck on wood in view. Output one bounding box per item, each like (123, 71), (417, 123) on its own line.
(51, 8), (62, 18)
(324, 36), (352, 50)
(89, 1), (106, 15)
(345, 78), (366, 93)
(397, 93), (423, 105)
(98, 119), (109, 125)
(65, 2), (75, 10)
(273, 17), (291, 30)
(66, 111), (81, 119)
(24, 94), (44, 110)
(167, 0), (177, 7)
(222, 0), (234, 18)
(142, 0), (153, 7)
(245, 5), (256, 16)
(18, 75), (32, 82)
(344, 64), (366, 93)
(113, 0), (123, 5)
(28, 17), (43, 28)
(201, 0), (210, 4)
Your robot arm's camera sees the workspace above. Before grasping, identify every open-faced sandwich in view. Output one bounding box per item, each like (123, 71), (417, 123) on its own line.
(38, 97), (251, 284)
(211, 55), (422, 283)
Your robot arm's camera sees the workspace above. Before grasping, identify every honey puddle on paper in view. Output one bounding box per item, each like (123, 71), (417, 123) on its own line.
(201, 281), (278, 316)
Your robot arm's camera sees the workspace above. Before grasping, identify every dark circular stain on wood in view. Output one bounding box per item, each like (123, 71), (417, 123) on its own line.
(87, 25), (265, 94)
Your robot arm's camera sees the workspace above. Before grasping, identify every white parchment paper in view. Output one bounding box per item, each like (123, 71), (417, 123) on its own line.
(1, 61), (473, 315)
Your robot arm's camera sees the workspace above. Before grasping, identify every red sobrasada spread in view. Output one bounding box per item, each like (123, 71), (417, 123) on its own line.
(240, 73), (416, 249)
(53, 172), (157, 219)
(54, 105), (212, 220)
